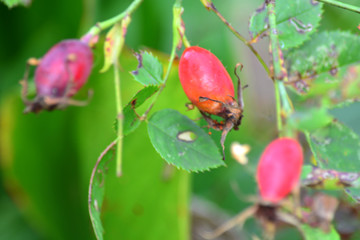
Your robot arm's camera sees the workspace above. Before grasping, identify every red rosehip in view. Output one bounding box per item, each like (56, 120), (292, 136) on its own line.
(257, 138), (303, 204)
(35, 39), (93, 98)
(178, 46), (244, 159)
(21, 39), (93, 113)
(179, 46), (235, 115)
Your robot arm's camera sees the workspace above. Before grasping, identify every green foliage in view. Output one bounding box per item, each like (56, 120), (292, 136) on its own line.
(301, 224), (340, 240)
(345, 188), (360, 203)
(148, 109), (225, 172)
(2, 0), (360, 239)
(122, 85), (159, 135)
(307, 121), (360, 172)
(131, 51), (164, 85)
(288, 107), (333, 132)
(249, 0), (323, 49)
(0, 0), (30, 8)
(286, 31), (360, 102)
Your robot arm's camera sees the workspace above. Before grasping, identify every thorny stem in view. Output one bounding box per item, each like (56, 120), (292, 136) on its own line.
(114, 64), (124, 177)
(316, 0), (360, 14)
(85, 0), (143, 36)
(266, 0), (294, 137)
(202, 1), (271, 77)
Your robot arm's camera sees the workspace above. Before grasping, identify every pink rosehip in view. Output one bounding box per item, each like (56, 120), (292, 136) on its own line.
(257, 138), (303, 204)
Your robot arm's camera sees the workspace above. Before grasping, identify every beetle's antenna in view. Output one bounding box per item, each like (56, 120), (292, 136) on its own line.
(234, 63), (244, 109)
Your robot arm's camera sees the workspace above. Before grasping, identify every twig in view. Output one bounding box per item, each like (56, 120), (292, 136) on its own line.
(201, 0), (271, 77)
(316, 0), (360, 14)
(266, 0), (294, 136)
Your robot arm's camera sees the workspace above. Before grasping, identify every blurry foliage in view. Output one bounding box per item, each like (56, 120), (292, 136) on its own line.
(0, 0), (360, 239)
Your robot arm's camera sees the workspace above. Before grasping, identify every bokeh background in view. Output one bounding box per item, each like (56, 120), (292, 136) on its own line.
(1, 0), (360, 239)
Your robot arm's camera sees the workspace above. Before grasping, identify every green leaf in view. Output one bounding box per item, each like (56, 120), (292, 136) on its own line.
(288, 107), (333, 132)
(73, 48), (190, 240)
(88, 141), (116, 240)
(286, 31), (360, 101)
(307, 121), (360, 172)
(147, 109), (225, 172)
(1, 0), (30, 8)
(249, 0), (323, 49)
(131, 51), (164, 86)
(300, 224), (340, 240)
(329, 101), (360, 136)
(345, 188), (360, 203)
(301, 165), (313, 180)
(122, 85), (159, 135)
(100, 16), (131, 73)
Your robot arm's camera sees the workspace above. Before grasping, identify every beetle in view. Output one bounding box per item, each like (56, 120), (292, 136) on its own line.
(178, 46), (245, 159)
(21, 39), (93, 113)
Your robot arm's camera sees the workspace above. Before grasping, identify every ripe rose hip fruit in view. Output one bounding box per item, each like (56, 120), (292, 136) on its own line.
(21, 39), (93, 113)
(178, 46), (244, 159)
(257, 138), (303, 204)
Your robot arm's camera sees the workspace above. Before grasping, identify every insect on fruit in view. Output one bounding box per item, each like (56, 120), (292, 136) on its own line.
(178, 46), (245, 159)
(257, 137), (303, 204)
(21, 39), (93, 113)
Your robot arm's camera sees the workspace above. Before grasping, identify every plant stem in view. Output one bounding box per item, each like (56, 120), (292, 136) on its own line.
(316, 0), (360, 14)
(114, 64), (124, 177)
(142, 39), (177, 119)
(142, 2), (183, 118)
(273, 80), (283, 134)
(85, 0), (143, 36)
(202, 1), (271, 77)
(266, 0), (294, 137)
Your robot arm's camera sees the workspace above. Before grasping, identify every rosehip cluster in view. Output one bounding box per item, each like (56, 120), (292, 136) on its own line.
(21, 39), (93, 113)
(178, 46), (244, 158)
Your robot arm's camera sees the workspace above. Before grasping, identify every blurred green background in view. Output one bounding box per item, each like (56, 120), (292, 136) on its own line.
(1, 0), (360, 239)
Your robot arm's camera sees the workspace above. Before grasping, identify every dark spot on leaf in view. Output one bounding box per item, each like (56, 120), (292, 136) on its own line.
(289, 17), (313, 34)
(329, 67), (338, 76)
(177, 131), (197, 142)
(131, 52), (143, 75)
(131, 98), (137, 107)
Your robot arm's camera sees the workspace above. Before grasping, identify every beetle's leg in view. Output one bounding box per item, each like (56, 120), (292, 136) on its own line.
(20, 58), (40, 104)
(220, 119), (234, 160)
(200, 111), (223, 131)
(199, 96), (224, 105)
(201, 205), (257, 239)
(234, 63), (245, 110)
